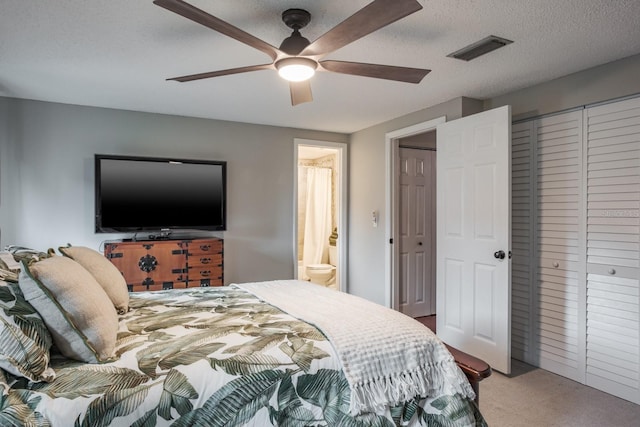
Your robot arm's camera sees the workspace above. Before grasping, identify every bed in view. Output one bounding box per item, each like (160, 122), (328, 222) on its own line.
(1, 247), (487, 427)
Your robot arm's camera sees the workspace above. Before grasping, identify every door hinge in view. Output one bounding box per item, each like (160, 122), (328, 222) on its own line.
(389, 238), (394, 244)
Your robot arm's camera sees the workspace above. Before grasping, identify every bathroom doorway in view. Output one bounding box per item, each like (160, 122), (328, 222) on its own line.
(294, 139), (347, 292)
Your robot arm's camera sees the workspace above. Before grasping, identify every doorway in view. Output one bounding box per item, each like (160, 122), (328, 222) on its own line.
(294, 139), (347, 292)
(398, 135), (437, 318)
(385, 117), (445, 310)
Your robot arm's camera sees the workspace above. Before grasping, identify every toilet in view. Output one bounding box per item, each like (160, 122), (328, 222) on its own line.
(306, 245), (337, 287)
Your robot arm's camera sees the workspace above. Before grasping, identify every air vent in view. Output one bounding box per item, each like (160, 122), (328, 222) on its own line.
(447, 35), (513, 61)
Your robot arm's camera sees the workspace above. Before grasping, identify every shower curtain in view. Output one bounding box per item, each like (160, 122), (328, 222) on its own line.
(302, 167), (333, 275)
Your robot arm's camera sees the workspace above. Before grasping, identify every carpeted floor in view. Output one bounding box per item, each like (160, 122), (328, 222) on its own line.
(479, 360), (640, 426)
(414, 315), (640, 426)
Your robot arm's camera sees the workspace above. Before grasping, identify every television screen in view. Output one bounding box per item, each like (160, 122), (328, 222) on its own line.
(95, 155), (226, 232)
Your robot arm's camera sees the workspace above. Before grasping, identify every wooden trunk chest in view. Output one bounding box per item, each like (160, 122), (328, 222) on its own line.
(104, 238), (223, 292)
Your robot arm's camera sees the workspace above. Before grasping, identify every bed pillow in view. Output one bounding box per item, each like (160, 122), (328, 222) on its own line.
(0, 280), (55, 382)
(58, 245), (129, 314)
(18, 257), (119, 363)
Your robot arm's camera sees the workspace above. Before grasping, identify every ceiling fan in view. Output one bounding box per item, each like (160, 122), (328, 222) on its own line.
(153, 0), (430, 106)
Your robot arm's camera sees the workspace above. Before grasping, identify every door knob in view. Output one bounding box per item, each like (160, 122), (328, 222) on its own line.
(494, 250), (506, 260)
(418, 242), (423, 246)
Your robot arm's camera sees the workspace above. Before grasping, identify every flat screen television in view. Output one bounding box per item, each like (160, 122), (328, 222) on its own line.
(95, 154), (226, 233)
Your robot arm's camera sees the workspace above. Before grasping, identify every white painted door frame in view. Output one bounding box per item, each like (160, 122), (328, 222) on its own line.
(294, 138), (348, 292)
(385, 117), (446, 309)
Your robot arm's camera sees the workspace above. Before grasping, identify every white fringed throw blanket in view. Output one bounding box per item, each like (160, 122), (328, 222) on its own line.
(235, 280), (475, 415)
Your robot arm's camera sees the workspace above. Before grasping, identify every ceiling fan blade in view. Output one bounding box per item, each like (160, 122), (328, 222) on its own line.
(168, 63), (273, 82)
(154, 0), (282, 61)
(300, 0), (422, 58)
(320, 60), (430, 83)
(289, 81), (313, 106)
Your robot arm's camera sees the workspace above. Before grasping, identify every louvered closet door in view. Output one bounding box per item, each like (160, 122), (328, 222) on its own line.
(585, 97), (640, 404)
(535, 111), (585, 381)
(511, 121), (535, 363)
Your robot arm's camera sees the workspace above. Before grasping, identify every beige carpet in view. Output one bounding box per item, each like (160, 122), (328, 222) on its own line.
(414, 315), (640, 425)
(479, 360), (640, 426)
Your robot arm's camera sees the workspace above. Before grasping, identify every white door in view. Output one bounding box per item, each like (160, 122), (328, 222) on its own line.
(399, 147), (436, 317)
(436, 105), (512, 374)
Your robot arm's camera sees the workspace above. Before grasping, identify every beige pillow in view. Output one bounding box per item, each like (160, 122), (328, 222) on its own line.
(18, 257), (118, 363)
(59, 246), (129, 314)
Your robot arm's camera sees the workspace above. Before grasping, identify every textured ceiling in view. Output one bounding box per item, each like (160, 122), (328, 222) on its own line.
(2, 0), (640, 133)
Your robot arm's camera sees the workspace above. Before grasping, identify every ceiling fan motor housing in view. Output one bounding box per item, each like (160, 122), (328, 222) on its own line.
(281, 9), (311, 30)
(279, 9), (312, 55)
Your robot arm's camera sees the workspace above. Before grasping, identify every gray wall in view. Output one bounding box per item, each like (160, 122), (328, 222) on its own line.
(0, 98), (18, 246)
(0, 98), (347, 284)
(485, 54), (640, 119)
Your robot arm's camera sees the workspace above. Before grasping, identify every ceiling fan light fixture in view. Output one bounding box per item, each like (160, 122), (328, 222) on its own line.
(276, 58), (317, 82)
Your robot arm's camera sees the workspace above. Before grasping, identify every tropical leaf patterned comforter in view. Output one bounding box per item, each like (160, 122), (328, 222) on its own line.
(1, 286), (486, 426)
